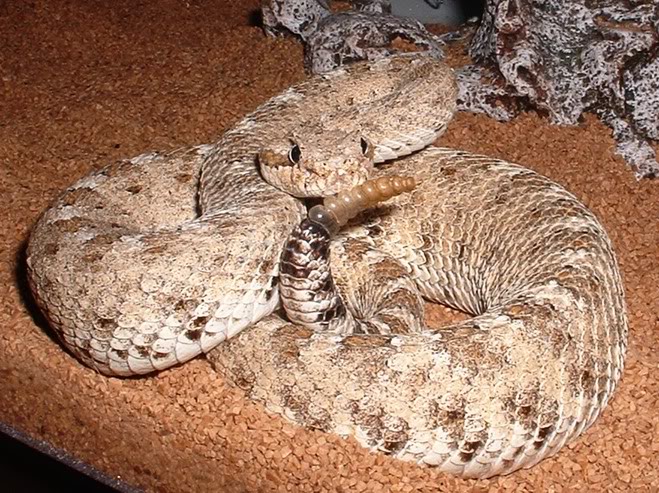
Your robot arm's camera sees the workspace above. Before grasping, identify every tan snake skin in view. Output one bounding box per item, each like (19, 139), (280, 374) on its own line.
(26, 55), (627, 478)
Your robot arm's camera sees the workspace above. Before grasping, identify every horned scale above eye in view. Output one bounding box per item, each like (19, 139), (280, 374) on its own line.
(308, 175), (416, 235)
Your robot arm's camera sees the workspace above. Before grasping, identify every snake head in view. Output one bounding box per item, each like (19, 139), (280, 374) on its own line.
(258, 130), (375, 198)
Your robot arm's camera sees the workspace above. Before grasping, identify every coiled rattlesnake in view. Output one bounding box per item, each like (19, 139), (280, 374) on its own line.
(26, 55), (627, 478)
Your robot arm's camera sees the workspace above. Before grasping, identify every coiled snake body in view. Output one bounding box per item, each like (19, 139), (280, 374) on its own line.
(27, 56), (627, 478)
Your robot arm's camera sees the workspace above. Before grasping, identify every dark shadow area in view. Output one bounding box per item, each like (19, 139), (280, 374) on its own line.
(0, 431), (120, 493)
(423, 0), (486, 21)
(247, 8), (262, 28)
(459, 0), (486, 20)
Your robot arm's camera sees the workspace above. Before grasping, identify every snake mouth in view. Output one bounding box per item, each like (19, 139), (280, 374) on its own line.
(261, 158), (373, 198)
(301, 167), (372, 198)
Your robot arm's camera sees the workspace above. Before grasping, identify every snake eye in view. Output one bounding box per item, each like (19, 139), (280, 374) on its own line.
(288, 144), (302, 164)
(360, 137), (370, 155)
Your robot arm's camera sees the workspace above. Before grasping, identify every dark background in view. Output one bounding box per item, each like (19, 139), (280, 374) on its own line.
(0, 432), (118, 492)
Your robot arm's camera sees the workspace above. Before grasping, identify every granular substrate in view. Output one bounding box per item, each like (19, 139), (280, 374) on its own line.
(0, 1), (657, 491)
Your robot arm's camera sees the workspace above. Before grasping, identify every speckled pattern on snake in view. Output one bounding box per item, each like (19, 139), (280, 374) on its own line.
(26, 55), (627, 478)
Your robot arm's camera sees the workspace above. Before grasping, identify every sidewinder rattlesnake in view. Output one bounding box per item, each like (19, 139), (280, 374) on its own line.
(26, 55), (627, 478)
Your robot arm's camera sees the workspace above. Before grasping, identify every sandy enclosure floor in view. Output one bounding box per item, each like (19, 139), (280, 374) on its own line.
(1, 1), (657, 492)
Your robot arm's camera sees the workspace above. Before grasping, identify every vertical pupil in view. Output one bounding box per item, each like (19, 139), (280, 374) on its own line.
(360, 138), (369, 154)
(289, 145), (301, 163)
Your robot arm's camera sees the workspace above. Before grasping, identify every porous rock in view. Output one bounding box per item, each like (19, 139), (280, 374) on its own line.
(469, 0), (659, 178)
(263, 0), (446, 74)
(263, 0), (659, 177)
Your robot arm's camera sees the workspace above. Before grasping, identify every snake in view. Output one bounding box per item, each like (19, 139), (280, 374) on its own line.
(26, 55), (627, 478)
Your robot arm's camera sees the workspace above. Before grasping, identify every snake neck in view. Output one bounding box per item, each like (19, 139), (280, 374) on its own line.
(279, 218), (356, 334)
